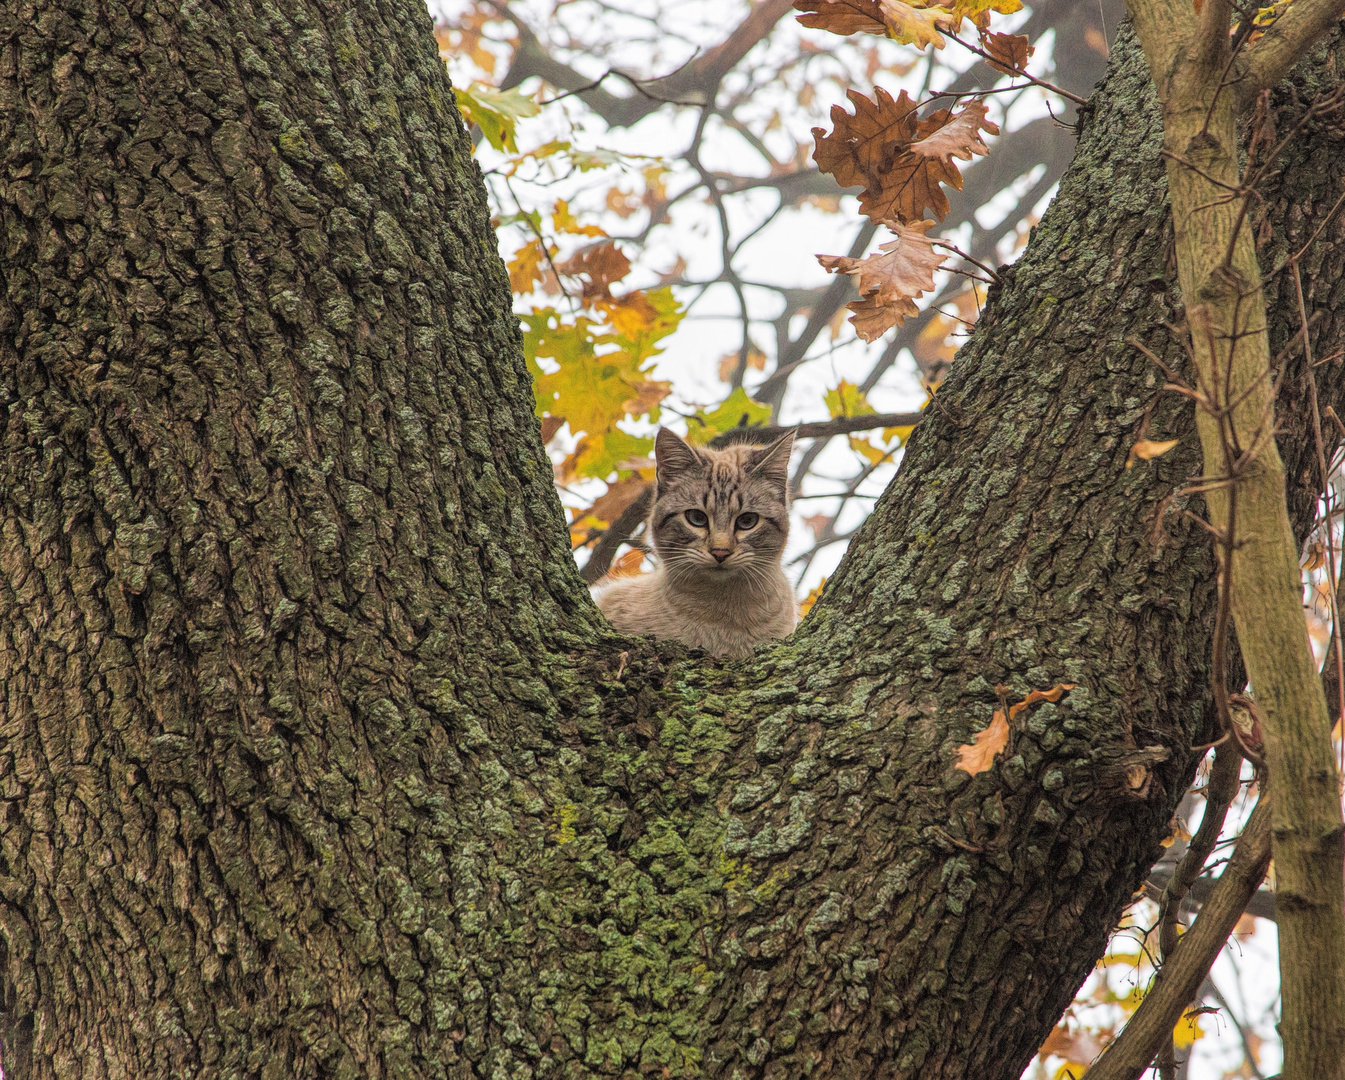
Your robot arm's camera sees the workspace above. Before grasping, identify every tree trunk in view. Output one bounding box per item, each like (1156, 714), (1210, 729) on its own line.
(0, 4), (1341, 1079)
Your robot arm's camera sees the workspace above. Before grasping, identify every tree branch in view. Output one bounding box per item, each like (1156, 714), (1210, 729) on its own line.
(1086, 798), (1273, 1080)
(1235, 0), (1345, 112)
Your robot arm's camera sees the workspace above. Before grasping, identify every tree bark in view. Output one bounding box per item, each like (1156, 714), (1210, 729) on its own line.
(0, 6), (1343, 1080)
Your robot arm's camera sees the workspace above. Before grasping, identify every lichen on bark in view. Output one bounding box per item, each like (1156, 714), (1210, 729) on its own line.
(0, 2), (1343, 1078)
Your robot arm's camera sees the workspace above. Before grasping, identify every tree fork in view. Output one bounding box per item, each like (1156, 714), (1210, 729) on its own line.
(1, 5), (1345, 1080)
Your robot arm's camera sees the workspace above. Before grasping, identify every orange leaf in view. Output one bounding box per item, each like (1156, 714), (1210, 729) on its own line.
(606, 548), (646, 579)
(508, 237), (552, 294)
(818, 219), (945, 341)
(717, 344), (768, 382)
(955, 710), (1009, 775)
(553, 198), (607, 237)
(956, 683), (1076, 774)
(794, 0), (888, 35)
(557, 242), (632, 303)
(1125, 437), (1180, 469)
(979, 30), (1034, 75)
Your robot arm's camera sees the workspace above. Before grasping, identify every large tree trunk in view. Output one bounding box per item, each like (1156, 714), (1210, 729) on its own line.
(0, 2), (1342, 1077)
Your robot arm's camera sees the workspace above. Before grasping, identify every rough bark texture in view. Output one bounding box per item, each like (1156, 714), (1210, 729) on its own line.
(0, 5), (1343, 1080)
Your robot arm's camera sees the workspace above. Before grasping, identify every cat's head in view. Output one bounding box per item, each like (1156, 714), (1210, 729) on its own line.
(648, 428), (794, 589)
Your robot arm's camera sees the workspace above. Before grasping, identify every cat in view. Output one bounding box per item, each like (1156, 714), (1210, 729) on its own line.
(593, 427), (797, 659)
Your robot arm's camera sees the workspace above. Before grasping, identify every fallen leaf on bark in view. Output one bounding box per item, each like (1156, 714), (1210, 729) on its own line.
(1125, 437), (1180, 469)
(956, 683), (1077, 774)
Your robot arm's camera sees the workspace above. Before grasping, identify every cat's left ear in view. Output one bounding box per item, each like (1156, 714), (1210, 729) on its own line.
(749, 431), (795, 492)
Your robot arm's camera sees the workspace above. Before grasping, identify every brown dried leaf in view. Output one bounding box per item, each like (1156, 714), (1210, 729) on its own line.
(979, 30), (1034, 74)
(557, 242), (632, 302)
(587, 478), (649, 526)
(853, 99), (997, 224)
(794, 0), (888, 36)
(812, 86), (921, 191)
(818, 219), (945, 341)
(539, 415), (565, 443)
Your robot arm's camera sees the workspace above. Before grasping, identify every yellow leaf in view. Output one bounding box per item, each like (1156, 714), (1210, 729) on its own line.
(849, 435), (890, 465)
(800, 578), (827, 617)
(507, 237), (553, 294)
(1173, 1011), (1205, 1049)
(1050, 1065), (1089, 1080)
(882, 424), (916, 445)
(939, 0), (1023, 28)
(825, 379), (876, 418)
(454, 84), (539, 153)
(877, 0), (951, 48)
(553, 198), (607, 237)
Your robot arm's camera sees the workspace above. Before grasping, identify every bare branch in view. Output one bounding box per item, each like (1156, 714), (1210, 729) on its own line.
(1086, 798), (1273, 1080)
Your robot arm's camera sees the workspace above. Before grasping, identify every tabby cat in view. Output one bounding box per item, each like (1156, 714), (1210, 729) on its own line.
(593, 428), (797, 658)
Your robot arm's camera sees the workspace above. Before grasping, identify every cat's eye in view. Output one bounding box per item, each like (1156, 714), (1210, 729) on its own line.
(735, 513), (759, 530)
(684, 509), (709, 528)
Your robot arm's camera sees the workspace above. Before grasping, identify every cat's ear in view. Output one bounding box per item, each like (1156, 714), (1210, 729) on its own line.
(749, 431), (795, 491)
(655, 428), (703, 477)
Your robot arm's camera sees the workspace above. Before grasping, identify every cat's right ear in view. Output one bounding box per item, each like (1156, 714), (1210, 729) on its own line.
(654, 428), (702, 476)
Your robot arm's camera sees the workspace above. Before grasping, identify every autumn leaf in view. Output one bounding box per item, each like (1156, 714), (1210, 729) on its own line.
(812, 87), (921, 192)
(454, 84), (539, 153)
(553, 198), (607, 237)
(908, 99), (999, 163)
(799, 578), (827, 616)
(1038, 1024), (1105, 1067)
(955, 710), (1009, 775)
(955, 683), (1077, 774)
(684, 388), (773, 445)
(557, 242), (632, 303)
(605, 548), (647, 579)
(1172, 1010), (1205, 1050)
(825, 379), (876, 418)
(979, 30), (1034, 74)
(877, 0), (951, 47)
(569, 514), (604, 549)
(587, 477), (650, 526)
(539, 415), (565, 443)
(794, 0), (888, 36)
(560, 430), (656, 483)
(818, 219), (945, 341)
(507, 237), (555, 294)
(605, 286), (686, 364)
(849, 435), (891, 465)
(718, 344), (768, 382)
(940, 0), (1023, 28)
(858, 101), (997, 224)
(1125, 437), (1180, 469)
(802, 514), (831, 539)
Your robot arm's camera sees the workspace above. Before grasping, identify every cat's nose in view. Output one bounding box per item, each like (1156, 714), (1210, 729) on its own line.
(710, 547), (732, 563)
